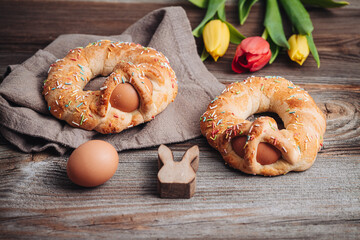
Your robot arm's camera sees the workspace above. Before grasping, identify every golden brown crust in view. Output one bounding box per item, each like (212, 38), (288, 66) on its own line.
(43, 40), (178, 134)
(200, 76), (326, 176)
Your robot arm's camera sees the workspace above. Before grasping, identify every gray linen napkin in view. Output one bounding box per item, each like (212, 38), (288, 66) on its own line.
(0, 7), (224, 155)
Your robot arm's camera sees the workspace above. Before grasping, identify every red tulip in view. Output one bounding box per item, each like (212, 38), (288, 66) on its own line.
(232, 36), (271, 73)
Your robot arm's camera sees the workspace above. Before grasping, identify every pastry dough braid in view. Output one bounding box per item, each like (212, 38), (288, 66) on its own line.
(200, 76), (326, 176)
(43, 40), (178, 134)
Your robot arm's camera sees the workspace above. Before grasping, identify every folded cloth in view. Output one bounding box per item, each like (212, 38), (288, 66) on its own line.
(0, 7), (224, 155)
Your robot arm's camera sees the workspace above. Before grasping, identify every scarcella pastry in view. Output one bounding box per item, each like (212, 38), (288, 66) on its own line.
(200, 76), (326, 176)
(43, 40), (178, 134)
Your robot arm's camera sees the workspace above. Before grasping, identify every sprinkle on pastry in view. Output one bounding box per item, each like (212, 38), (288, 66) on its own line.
(43, 40), (178, 134)
(200, 76), (326, 176)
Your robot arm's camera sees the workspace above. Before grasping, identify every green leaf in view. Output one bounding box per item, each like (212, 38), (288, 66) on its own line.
(262, 29), (280, 64)
(268, 36), (280, 64)
(201, 46), (210, 61)
(306, 34), (320, 68)
(217, 2), (226, 21)
(279, 0), (314, 35)
(192, 0), (227, 37)
(264, 0), (290, 49)
(301, 0), (349, 8)
(189, 0), (209, 8)
(238, 0), (258, 25)
(224, 21), (246, 45)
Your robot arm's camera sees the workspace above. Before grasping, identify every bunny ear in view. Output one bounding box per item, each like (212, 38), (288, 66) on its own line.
(158, 144), (174, 169)
(181, 145), (199, 172)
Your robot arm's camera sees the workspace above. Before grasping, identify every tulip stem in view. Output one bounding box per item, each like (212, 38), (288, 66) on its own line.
(201, 46), (210, 61)
(261, 29), (268, 40)
(268, 37), (280, 64)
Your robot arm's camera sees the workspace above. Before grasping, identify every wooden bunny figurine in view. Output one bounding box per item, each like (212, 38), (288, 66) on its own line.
(157, 144), (200, 199)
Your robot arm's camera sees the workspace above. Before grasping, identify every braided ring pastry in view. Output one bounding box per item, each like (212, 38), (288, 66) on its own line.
(43, 40), (178, 134)
(200, 76), (326, 176)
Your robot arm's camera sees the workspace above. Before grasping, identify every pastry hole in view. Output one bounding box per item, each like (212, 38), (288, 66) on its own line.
(246, 112), (285, 130)
(83, 76), (106, 91)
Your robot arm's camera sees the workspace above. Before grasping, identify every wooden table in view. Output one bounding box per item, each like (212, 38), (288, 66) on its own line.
(1, 0), (359, 239)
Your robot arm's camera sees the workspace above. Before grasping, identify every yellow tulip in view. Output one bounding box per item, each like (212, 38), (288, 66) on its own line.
(287, 34), (310, 66)
(203, 20), (230, 62)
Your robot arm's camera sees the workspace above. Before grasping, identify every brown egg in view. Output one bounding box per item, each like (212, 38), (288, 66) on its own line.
(142, 77), (153, 93)
(231, 136), (247, 159)
(256, 142), (282, 165)
(231, 136), (281, 165)
(67, 140), (119, 187)
(110, 83), (139, 112)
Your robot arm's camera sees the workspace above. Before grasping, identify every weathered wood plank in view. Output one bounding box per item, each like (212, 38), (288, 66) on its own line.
(0, 147), (359, 239)
(1, 1), (359, 85)
(0, 0), (359, 239)
(0, 86), (359, 238)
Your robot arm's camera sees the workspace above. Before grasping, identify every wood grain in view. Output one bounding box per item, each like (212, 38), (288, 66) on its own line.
(1, 1), (360, 85)
(0, 0), (359, 239)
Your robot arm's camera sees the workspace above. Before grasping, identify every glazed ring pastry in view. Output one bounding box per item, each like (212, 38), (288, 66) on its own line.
(43, 40), (178, 134)
(200, 76), (326, 176)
